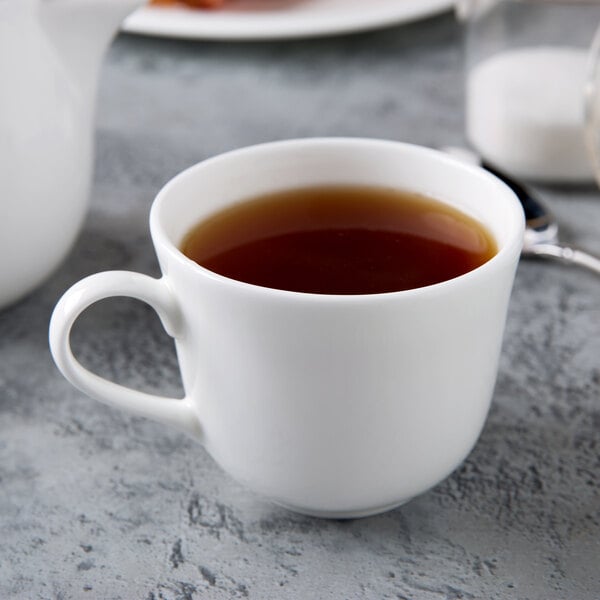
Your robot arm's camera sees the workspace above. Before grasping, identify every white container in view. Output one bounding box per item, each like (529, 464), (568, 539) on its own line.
(462, 0), (600, 184)
(0, 0), (143, 310)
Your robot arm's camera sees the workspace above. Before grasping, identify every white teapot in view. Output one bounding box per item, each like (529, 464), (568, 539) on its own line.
(0, 0), (143, 309)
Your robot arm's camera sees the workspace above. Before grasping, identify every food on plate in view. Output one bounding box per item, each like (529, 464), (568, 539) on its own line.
(149, 0), (226, 7)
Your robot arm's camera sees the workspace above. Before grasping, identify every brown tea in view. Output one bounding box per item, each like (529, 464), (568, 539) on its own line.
(180, 186), (497, 295)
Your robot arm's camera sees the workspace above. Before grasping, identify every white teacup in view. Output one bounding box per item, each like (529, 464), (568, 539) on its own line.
(49, 138), (524, 518)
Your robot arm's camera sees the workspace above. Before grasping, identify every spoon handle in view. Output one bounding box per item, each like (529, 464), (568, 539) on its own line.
(524, 243), (600, 275)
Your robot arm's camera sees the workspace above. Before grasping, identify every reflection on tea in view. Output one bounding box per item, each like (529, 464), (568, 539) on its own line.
(180, 185), (497, 294)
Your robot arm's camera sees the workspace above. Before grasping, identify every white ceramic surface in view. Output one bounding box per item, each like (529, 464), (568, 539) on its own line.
(49, 138), (524, 518)
(122, 0), (454, 41)
(0, 0), (143, 310)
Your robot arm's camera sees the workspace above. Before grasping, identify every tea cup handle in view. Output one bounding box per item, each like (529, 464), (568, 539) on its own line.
(49, 271), (201, 438)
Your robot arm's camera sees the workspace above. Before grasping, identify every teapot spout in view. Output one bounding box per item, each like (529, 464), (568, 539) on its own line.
(38, 0), (145, 97)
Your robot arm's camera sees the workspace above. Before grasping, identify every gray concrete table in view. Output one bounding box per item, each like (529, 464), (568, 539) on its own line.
(1, 12), (599, 600)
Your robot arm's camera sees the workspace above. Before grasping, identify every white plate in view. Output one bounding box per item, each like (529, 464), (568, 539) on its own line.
(122, 0), (455, 41)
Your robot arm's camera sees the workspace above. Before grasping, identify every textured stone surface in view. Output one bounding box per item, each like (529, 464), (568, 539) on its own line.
(1, 12), (600, 600)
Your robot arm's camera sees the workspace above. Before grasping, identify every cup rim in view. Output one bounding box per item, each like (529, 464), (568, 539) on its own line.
(150, 137), (525, 302)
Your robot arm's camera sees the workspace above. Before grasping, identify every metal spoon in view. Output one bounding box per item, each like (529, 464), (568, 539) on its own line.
(443, 147), (600, 276)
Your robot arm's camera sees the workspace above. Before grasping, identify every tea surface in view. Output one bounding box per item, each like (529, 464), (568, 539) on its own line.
(180, 186), (497, 294)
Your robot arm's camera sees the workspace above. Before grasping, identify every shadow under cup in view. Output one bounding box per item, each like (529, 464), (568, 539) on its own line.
(50, 139), (524, 518)
(149, 139), (524, 517)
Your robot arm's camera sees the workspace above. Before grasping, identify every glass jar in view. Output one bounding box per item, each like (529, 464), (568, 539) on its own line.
(461, 0), (600, 184)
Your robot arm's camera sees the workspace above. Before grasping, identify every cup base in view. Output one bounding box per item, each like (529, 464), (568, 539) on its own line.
(272, 497), (412, 520)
